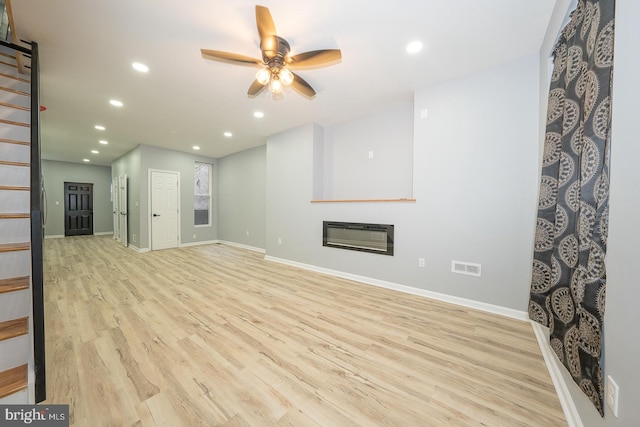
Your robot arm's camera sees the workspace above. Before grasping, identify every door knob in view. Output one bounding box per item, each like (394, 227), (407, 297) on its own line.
(153, 213), (160, 217)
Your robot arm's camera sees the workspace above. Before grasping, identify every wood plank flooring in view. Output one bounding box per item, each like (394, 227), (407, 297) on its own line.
(42, 235), (567, 426)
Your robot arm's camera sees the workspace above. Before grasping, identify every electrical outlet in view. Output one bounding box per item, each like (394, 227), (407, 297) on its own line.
(418, 258), (425, 267)
(132, 234), (136, 243)
(193, 233), (196, 239)
(606, 375), (619, 417)
(278, 237), (282, 245)
(246, 230), (250, 236)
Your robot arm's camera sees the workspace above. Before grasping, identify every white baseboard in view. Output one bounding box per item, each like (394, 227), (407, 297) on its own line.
(46, 232), (112, 238)
(218, 240), (266, 254)
(263, 255), (528, 321)
(530, 321), (582, 427)
(129, 244), (150, 253)
(179, 239), (220, 248)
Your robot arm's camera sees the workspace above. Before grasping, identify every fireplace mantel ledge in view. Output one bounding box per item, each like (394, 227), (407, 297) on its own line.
(310, 198), (416, 203)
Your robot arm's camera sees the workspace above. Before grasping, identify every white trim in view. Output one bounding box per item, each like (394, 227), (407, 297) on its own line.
(128, 244), (150, 253)
(531, 321), (583, 427)
(179, 239), (220, 248)
(45, 232), (113, 239)
(264, 255), (528, 321)
(219, 240), (266, 254)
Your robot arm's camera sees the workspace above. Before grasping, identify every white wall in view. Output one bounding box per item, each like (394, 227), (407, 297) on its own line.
(264, 53), (541, 311)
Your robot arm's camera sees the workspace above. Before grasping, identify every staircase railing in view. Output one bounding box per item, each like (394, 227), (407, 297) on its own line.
(0, 37), (45, 403)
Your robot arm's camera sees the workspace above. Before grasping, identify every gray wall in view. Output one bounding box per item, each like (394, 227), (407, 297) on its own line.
(111, 145), (141, 247)
(265, 53), (540, 311)
(321, 104), (414, 200)
(563, 0), (640, 425)
(217, 145), (266, 249)
(112, 144), (217, 250)
(41, 160), (113, 237)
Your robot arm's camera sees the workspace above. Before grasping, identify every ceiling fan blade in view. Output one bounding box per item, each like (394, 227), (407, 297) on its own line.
(287, 49), (342, 69)
(247, 79), (266, 97)
(201, 49), (262, 66)
(256, 5), (277, 41)
(291, 72), (316, 98)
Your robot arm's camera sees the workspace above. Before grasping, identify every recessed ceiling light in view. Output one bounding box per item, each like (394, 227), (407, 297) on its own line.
(94, 125), (105, 131)
(109, 99), (123, 107)
(99, 140), (108, 145)
(224, 131), (233, 137)
(91, 150), (99, 154)
(82, 158), (90, 162)
(406, 40), (423, 54)
(193, 145), (200, 150)
(132, 62), (149, 73)
(253, 111), (264, 118)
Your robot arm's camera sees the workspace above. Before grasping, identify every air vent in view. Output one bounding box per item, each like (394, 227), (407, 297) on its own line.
(451, 260), (482, 277)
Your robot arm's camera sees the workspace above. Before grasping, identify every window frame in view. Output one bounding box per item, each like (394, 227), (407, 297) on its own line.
(194, 162), (212, 227)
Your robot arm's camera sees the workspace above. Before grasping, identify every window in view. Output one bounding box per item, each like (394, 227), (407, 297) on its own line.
(194, 162), (212, 226)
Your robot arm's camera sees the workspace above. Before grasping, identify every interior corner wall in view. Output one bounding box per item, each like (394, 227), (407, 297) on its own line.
(264, 53), (541, 311)
(138, 144), (218, 250)
(217, 145), (266, 249)
(41, 159), (113, 237)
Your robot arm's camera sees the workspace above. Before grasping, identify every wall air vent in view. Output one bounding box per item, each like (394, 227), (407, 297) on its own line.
(451, 260), (482, 277)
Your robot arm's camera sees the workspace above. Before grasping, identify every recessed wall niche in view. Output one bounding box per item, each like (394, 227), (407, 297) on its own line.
(312, 104), (414, 201)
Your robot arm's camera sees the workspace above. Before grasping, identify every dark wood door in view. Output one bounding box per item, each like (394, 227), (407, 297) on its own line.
(64, 182), (93, 236)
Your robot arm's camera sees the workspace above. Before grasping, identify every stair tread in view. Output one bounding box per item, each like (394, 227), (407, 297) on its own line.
(0, 213), (30, 219)
(0, 186), (29, 191)
(0, 101), (29, 112)
(0, 276), (29, 293)
(0, 118), (29, 127)
(0, 243), (29, 253)
(0, 160), (29, 167)
(0, 364), (28, 399)
(0, 86), (29, 97)
(0, 72), (29, 84)
(0, 317), (28, 341)
(0, 138), (29, 146)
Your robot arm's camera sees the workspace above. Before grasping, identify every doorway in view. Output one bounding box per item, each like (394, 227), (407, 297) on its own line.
(150, 170), (179, 250)
(64, 182), (93, 236)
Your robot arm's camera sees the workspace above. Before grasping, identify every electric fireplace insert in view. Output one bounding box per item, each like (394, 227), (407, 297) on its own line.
(323, 221), (394, 256)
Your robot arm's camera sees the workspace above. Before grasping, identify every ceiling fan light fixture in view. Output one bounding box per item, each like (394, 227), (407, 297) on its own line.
(279, 68), (294, 86)
(269, 78), (283, 93)
(256, 68), (271, 85)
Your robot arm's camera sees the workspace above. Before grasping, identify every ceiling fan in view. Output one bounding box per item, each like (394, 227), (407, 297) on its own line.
(201, 5), (341, 99)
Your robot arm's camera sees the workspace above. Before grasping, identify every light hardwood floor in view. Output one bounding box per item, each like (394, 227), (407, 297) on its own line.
(42, 235), (567, 426)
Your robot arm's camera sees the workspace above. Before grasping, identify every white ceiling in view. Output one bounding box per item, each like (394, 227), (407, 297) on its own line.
(11, 0), (557, 166)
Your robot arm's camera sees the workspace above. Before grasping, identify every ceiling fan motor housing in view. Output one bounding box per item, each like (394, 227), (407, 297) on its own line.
(261, 36), (290, 68)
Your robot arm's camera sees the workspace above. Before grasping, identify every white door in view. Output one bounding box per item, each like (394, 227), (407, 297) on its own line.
(119, 175), (128, 247)
(151, 171), (179, 250)
(112, 177), (120, 241)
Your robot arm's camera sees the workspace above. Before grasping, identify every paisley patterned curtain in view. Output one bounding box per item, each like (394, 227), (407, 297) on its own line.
(528, 0), (615, 416)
